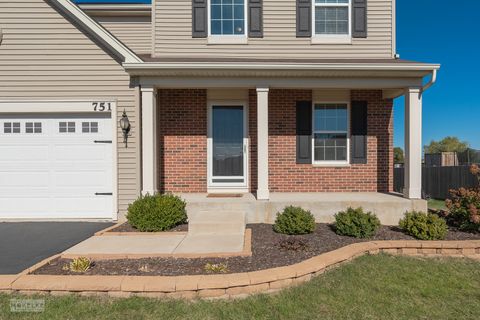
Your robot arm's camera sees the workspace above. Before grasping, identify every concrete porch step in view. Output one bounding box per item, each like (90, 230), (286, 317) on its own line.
(188, 211), (246, 235)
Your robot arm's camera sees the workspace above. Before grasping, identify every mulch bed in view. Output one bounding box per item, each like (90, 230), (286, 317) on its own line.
(34, 224), (480, 277)
(107, 222), (188, 233)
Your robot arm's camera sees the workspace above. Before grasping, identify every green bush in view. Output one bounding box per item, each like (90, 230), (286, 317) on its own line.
(334, 207), (381, 238)
(399, 211), (448, 240)
(273, 206), (316, 235)
(126, 193), (188, 232)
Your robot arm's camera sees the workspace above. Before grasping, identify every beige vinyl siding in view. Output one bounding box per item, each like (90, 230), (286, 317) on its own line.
(154, 0), (393, 59)
(0, 0), (140, 219)
(94, 16), (152, 55)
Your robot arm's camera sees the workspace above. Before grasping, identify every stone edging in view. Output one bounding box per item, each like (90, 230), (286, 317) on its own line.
(1, 240), (479, 300)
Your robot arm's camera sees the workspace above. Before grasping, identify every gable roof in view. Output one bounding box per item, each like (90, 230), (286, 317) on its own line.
(50, 0), (143, 63)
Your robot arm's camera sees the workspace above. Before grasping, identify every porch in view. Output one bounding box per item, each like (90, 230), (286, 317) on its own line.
(182, 192), (427, 226)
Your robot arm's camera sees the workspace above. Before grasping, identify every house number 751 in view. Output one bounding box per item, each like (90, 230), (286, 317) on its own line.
(93, 102), (112, 112)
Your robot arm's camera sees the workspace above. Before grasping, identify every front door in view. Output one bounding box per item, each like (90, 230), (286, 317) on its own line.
(208, 104), (248, 190)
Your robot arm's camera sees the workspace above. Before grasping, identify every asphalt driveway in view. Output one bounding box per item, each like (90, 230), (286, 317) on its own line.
(0, 222), (112, 274)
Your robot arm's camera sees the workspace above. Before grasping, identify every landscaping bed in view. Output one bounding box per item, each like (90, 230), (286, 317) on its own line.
(33, 223), (480, 276)
(107, 222), (188, 233)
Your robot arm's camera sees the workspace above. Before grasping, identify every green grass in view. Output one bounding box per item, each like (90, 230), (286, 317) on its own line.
(428, 199), (447, 211)
(2, 254), (480, 320)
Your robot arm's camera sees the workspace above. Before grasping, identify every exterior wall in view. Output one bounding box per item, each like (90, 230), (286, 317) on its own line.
(158, 89), (208, 193)
(93, 16), (151, 55)
(267, 89), (393, 192)
(0, 0), (140, 217)
(158, 89), (393, 194)
(153, 0), (394, 59)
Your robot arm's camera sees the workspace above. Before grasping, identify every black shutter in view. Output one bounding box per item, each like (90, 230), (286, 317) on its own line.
(248, 0), (263, 38)
(296, 101), (312, 164)
(352, 0), (367, 38)
(296, 0), (312, 38)
(192, 0), (207, 38)
(351, 101), (368, 164)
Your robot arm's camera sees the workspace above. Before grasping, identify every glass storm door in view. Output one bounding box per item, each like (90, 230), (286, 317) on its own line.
(209, 105), (247, 188)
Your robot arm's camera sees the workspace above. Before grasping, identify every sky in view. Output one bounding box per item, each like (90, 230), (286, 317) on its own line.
(394, 0), (480, 149)
(73, 0), (479, 149)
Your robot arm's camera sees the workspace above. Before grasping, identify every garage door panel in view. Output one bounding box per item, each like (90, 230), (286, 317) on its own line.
(0, 114), (114, 220)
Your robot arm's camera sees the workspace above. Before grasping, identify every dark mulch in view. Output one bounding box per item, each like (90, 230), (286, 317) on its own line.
(108, 222), (188, 233)
(34, 224), (480, 277)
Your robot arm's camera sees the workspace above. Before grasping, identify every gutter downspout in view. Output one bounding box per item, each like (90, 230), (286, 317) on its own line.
(421, 69), (437, 93)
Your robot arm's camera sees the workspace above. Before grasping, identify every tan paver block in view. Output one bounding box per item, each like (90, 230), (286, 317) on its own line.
(292, 274), (312, 285)
(51, 290), (75, 297)
(197, 274), (229, 290)
(64, 276), (124, 292)
(269, 278), (293, 290)
(295, 260), (325, 277)
(419, 248), (437, 255)
(175, 275), (201, 291)
(441, 248), (462, 255)
(420, 241), (444, 249)
(462, 248), (476, 255)
(382, 248), (399, 254)
(401, 248), (418, 255)
(166, 290), (198, 300)
(12, 275), (68, 291)
(198, 289), (226, 298)
(376, 240), (408, 249)
(0, 275), (19, 290)
(226, 283), (269, 296)
(108, 291), (132, 298)
(78, 291), (108, 297)
(223, 273), (250, 287)
(134, 292), (167, 299)
(247, 269), (278, 285)
(121, 276), (147, 292)
(143, 277), (176, 292)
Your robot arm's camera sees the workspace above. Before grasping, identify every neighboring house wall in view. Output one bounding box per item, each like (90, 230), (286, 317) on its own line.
(157, 89), (393, 193)
(0, 0), (140, 216)
(94, 16), (152, 55)
(153, 0), (394, 59)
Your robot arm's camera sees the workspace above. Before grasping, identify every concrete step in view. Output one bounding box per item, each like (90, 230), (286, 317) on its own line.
(188, 211), (246, 235)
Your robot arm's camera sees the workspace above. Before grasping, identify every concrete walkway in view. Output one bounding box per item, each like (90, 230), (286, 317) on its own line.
(63, 211), (247, 257)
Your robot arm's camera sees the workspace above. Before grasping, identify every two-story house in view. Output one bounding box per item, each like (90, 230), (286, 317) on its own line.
(0, 0), (439, 223)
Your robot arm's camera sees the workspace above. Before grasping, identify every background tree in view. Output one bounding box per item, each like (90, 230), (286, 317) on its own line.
(394, 147), (404, 164)
(424, 136), (469, 154)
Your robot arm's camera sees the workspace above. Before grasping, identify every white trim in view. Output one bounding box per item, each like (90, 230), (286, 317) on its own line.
(311, 101), (351, 166)
(207, 0), (248, 40)
(312, 0), (352, 44)
(51, 0), (142, 63)
(207, 101), (249, 191)
(392, 0), (397, 58)
(0, 100), (119, 221)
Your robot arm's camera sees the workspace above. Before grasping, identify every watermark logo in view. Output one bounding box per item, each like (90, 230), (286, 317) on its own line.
(10, 299), (45, 313)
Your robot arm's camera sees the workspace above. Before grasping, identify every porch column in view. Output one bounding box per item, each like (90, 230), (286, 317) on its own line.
(404, 87), (422, 199)
(256, 87), (270, 200)
(141, 85), (158, 195)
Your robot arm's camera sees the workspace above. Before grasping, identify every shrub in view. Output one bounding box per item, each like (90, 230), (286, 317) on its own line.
(273, 206), (316, 235)
(399, 211), (448, 240)
(126, 193), (188, 232)
(334, 207), (380, 238)
(445, 187), (480, 232)
(67, 257), (92, 273)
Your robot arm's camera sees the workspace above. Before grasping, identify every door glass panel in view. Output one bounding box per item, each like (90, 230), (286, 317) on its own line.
(212, 106), (244, 179)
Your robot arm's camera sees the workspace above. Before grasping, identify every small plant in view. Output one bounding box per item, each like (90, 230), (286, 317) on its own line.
(204, 263), (228, 274)
(399, 211), (448, 240)
(334, 207), (381, 238)
(278, 238), (309, 252)
(273, 206), (316, 235)
(68, 257), (92, 273)
(126, 193), (188, 232)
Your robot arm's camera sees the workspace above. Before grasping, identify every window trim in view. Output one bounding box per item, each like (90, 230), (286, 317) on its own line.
(312, 101), (350, 166)
(207, 0), (248, 44)
(311, 0), (352, 44)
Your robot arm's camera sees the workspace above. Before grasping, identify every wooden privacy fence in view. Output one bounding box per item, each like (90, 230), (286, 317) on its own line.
(394, 166), (479, 200)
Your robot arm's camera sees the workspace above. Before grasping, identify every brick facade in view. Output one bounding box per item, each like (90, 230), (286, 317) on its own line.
(158, 89), (393, 194)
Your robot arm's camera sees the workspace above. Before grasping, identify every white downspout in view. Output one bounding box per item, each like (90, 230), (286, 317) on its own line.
(422, 69), (437, 93)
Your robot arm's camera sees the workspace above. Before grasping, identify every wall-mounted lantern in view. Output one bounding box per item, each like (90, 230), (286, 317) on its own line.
(119, 110), (131, 148)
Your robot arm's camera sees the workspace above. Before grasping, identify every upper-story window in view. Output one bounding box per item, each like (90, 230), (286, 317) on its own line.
(313, 0), (351, 43)
(210, 0), (246, 37)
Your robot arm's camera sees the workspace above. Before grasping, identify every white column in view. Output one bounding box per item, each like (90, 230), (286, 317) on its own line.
(404, 87), (422, 199)
(141, 86), (158, 195)
(256, 87), (270, 200)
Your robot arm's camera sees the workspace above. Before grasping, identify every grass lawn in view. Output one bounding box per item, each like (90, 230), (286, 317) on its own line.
(428, 198), (447, 211)
(1, 254), (480, 320)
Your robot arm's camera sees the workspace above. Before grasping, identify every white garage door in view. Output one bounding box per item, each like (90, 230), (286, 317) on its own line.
(0, 114), (113, 219)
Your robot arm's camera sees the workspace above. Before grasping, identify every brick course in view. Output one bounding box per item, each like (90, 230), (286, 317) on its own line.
(158, 89), (393, 193)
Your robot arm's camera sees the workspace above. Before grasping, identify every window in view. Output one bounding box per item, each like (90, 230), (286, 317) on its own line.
(26, 122), (42, 134)
(82, 122), (98, 133)
(313, 104), (349, 163)
(210, 0), (246, 36)
(314, 0), (350, 36)
(4, 122), (20, 134)
(59, 122), (75, 133)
